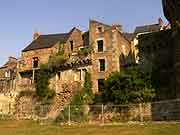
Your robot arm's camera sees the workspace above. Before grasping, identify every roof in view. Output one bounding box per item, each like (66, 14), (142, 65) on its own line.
(0, 57), (17, 70)
(134, 24), (161, 34)
(22, 27), (78, 52)
(90, 19), (112, 28)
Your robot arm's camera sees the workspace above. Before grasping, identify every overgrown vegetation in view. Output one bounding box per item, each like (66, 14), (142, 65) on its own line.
(77, 47), (92, 57)
(48, 44), (67, 69)
(96, 66), (156, 105)
(56, 72), (94, 122)
(35, 64), (55, 104)
(35, 44), (67, 103)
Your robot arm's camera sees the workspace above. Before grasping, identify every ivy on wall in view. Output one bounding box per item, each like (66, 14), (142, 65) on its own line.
(35, 64), (55, 104)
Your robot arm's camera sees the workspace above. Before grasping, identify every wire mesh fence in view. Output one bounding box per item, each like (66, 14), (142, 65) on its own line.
(0, 99), (180, 124)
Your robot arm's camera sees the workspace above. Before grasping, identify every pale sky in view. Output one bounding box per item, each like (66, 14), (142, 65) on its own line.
(0, 0), (167, 66)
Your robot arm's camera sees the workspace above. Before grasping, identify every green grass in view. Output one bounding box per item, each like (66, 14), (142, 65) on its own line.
(0, 120), (180, 135)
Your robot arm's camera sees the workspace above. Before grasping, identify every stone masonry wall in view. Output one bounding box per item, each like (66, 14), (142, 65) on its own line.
(90, 20), (132, 93)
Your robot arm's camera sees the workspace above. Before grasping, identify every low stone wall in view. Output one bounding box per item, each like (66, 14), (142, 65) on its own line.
(88, 100), (180, 123)
(0, 94), (15, 115)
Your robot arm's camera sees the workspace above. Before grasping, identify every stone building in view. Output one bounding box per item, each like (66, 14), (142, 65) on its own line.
(89, 20), (133, 93)
(0, 57), (17, 94)
(17, 20), (133, 94)
(17, 27), (87, 93)
(124, 18), (164, 64)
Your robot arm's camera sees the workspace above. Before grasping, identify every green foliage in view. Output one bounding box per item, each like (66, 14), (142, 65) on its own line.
(78, 47), (92, 57)
(81, 72), (94, 104)
(58, 43), (65, 55)
(48, 44), (67, 69)
(35, 64), (55, 104)
(101, 66), (156, 104)
(69, 71), (93, 105)
(48, 55), (67, 69)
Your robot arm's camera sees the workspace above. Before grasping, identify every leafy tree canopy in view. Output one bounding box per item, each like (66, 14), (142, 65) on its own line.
(101, 66), (156, 104)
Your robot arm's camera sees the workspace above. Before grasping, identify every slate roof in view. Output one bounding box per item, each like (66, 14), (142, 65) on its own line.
(134, 24), (161, 34)
(22, 27), (77, 52)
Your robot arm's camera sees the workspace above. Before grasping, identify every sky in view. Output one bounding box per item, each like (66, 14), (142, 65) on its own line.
(0, 0), (167, 66)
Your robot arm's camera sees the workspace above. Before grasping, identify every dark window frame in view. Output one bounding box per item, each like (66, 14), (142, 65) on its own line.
(97, 40), (104, 52)
(98, 79), (105, 92)
(97, 26), (103, 33)
(33, 57), (39, 68)
(70, 40), (73, 51)
(99, 59), (105, 72)
(57, 72), (61, 80)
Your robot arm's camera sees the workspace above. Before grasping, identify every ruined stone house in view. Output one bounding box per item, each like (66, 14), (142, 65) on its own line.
(0, 57), (17, 94)
(17, 20), (133, 94)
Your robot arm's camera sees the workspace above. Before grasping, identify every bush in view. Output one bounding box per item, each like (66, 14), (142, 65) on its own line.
(35, 64), (55, 104)
(48, 55), (67, 69)
(102, 66), (156, 104)
(78, 47), (92, 57)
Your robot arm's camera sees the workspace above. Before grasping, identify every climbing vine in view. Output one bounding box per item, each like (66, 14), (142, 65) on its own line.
(35, 64), (55, 104)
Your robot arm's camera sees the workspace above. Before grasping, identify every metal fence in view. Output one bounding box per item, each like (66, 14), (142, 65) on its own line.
(1, 99), (180, 124)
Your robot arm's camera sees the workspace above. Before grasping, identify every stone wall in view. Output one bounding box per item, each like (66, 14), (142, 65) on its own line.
(49, 65), (91, 93)
(89, 100), (180, 123)
(65, 28), (84, 55)
(0, 94), (16, 115)
(90, 20), (132, 93)
(138, 30), (176, 99)
(20, 47), (58, 72)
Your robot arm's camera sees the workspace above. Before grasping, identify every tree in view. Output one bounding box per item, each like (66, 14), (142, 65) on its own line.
(102, 66), (156, 104)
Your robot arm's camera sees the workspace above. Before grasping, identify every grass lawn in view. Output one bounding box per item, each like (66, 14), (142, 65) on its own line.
(0, 120), (180, 135)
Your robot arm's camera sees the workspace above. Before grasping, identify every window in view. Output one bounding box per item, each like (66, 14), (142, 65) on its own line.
(97, 26), (103, 33)
(98, 79), (105, 92)
(57, 72), (61, 80)
(79, 70), (82, 80)
(97, 40), (104, 52)
(33, 57), (39, 68)
(99, 59), (105, 72)
(70, 41), (73, 51)
(5, 71), (10, 78)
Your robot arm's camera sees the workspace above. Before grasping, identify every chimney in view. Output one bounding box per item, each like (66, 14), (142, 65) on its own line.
(158, 18), (164, 28)
(33, 32), (40, 40)
(112, 24), (123, 33)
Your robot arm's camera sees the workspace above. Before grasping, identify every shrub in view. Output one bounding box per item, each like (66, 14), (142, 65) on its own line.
(35, 64), (55, 104)
(78, 47), (92, 57)
(101, 66), (156, 104)
(48, 55), (67, 69)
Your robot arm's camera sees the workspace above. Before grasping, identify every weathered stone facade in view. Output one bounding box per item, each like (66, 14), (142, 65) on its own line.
(5, 20), (133, 119)
(90, 20), (133, 93)
(0, 57), (17, 94)
(17, 20), (133, 94)
(17, 28), (84, 91)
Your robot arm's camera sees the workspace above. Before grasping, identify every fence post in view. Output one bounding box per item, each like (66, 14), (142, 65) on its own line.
(68, 105), (71, 125)
(101, 104), (104, 125)
(139, 103), (143, 122)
